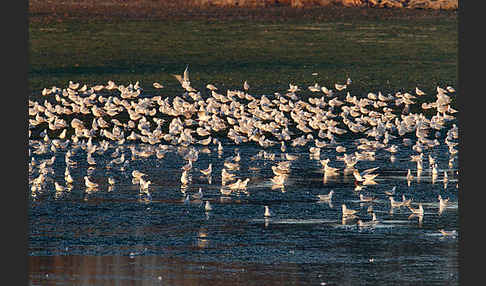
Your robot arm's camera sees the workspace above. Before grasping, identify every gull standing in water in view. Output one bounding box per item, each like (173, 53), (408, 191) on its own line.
(204, 201), (212, 211)
(408, 203), (424, 215)
(353, 167), (379, 185)
(84, 176), (99, 189)
(438, 194), (449, 214)
(360, 194), (376, 202)
(183, 194), (190, 204)
(200, 163), (212, 177)
(64, 167), (74, 185)
(317, 190), (334, 201)
(438, 194), (449, 208)
(358, 213), (378, 228)
(388, 196), (401, 208)
(439, 229), (457, 236)
(321, 159), (339, 175)
(193, 188), (204, 200)
(132, 170), (146, 181)
(401, 195), (412, 206)
(342, 204), (358, 216)
(385, 186), (396, 196)
(181, 170), (190, 186)
(54, 182), (66, 192)
(264, 205), (272, 217)
(28, 74), (459, 236)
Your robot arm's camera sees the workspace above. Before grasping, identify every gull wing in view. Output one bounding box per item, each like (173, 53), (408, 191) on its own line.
(362, 166), (379, 175)
(183, 64), (190, 82)
(172, 74), (183, 85)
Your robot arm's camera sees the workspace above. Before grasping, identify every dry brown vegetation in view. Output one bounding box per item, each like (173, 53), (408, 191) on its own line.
(28, 0), (458, 10)
(29, 0), (456, 24)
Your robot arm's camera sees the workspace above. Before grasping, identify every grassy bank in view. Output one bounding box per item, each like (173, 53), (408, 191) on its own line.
(28, 4), (457, 100)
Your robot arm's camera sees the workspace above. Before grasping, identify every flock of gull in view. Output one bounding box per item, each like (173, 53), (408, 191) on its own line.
(28, 66), (458, 236)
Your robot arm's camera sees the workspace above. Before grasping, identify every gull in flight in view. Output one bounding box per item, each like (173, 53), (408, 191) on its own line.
(172, 65), (195, 92)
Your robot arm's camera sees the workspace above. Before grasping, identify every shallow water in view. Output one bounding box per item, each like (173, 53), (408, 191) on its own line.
(28, 138), (458, 285)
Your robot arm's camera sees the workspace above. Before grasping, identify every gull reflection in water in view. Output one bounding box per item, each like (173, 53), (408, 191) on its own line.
(408, 213), (423, 227)
(196, 228), (210, 249)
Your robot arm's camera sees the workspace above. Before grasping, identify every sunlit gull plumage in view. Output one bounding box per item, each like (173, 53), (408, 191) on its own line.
(204, 201), (212, 211)
(84, 176), (99, 189)
(342, 204), (358, 216)
(264, 205), (271, 217)
(55, 182), (66, 192)
(439, 229), (457, 236)
(360, 194), (376, 202)
(358, 213), (378, 228)
(317, 190), (334, 201)
(438, 194), (449, 208)
(408, 203), (424, 215)
(200, 163), (212, 176)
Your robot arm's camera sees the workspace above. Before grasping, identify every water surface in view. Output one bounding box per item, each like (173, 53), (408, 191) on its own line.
(29, 140), (458, 285)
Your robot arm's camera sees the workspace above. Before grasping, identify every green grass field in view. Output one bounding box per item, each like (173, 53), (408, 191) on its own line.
(28, 5), (457, 100)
